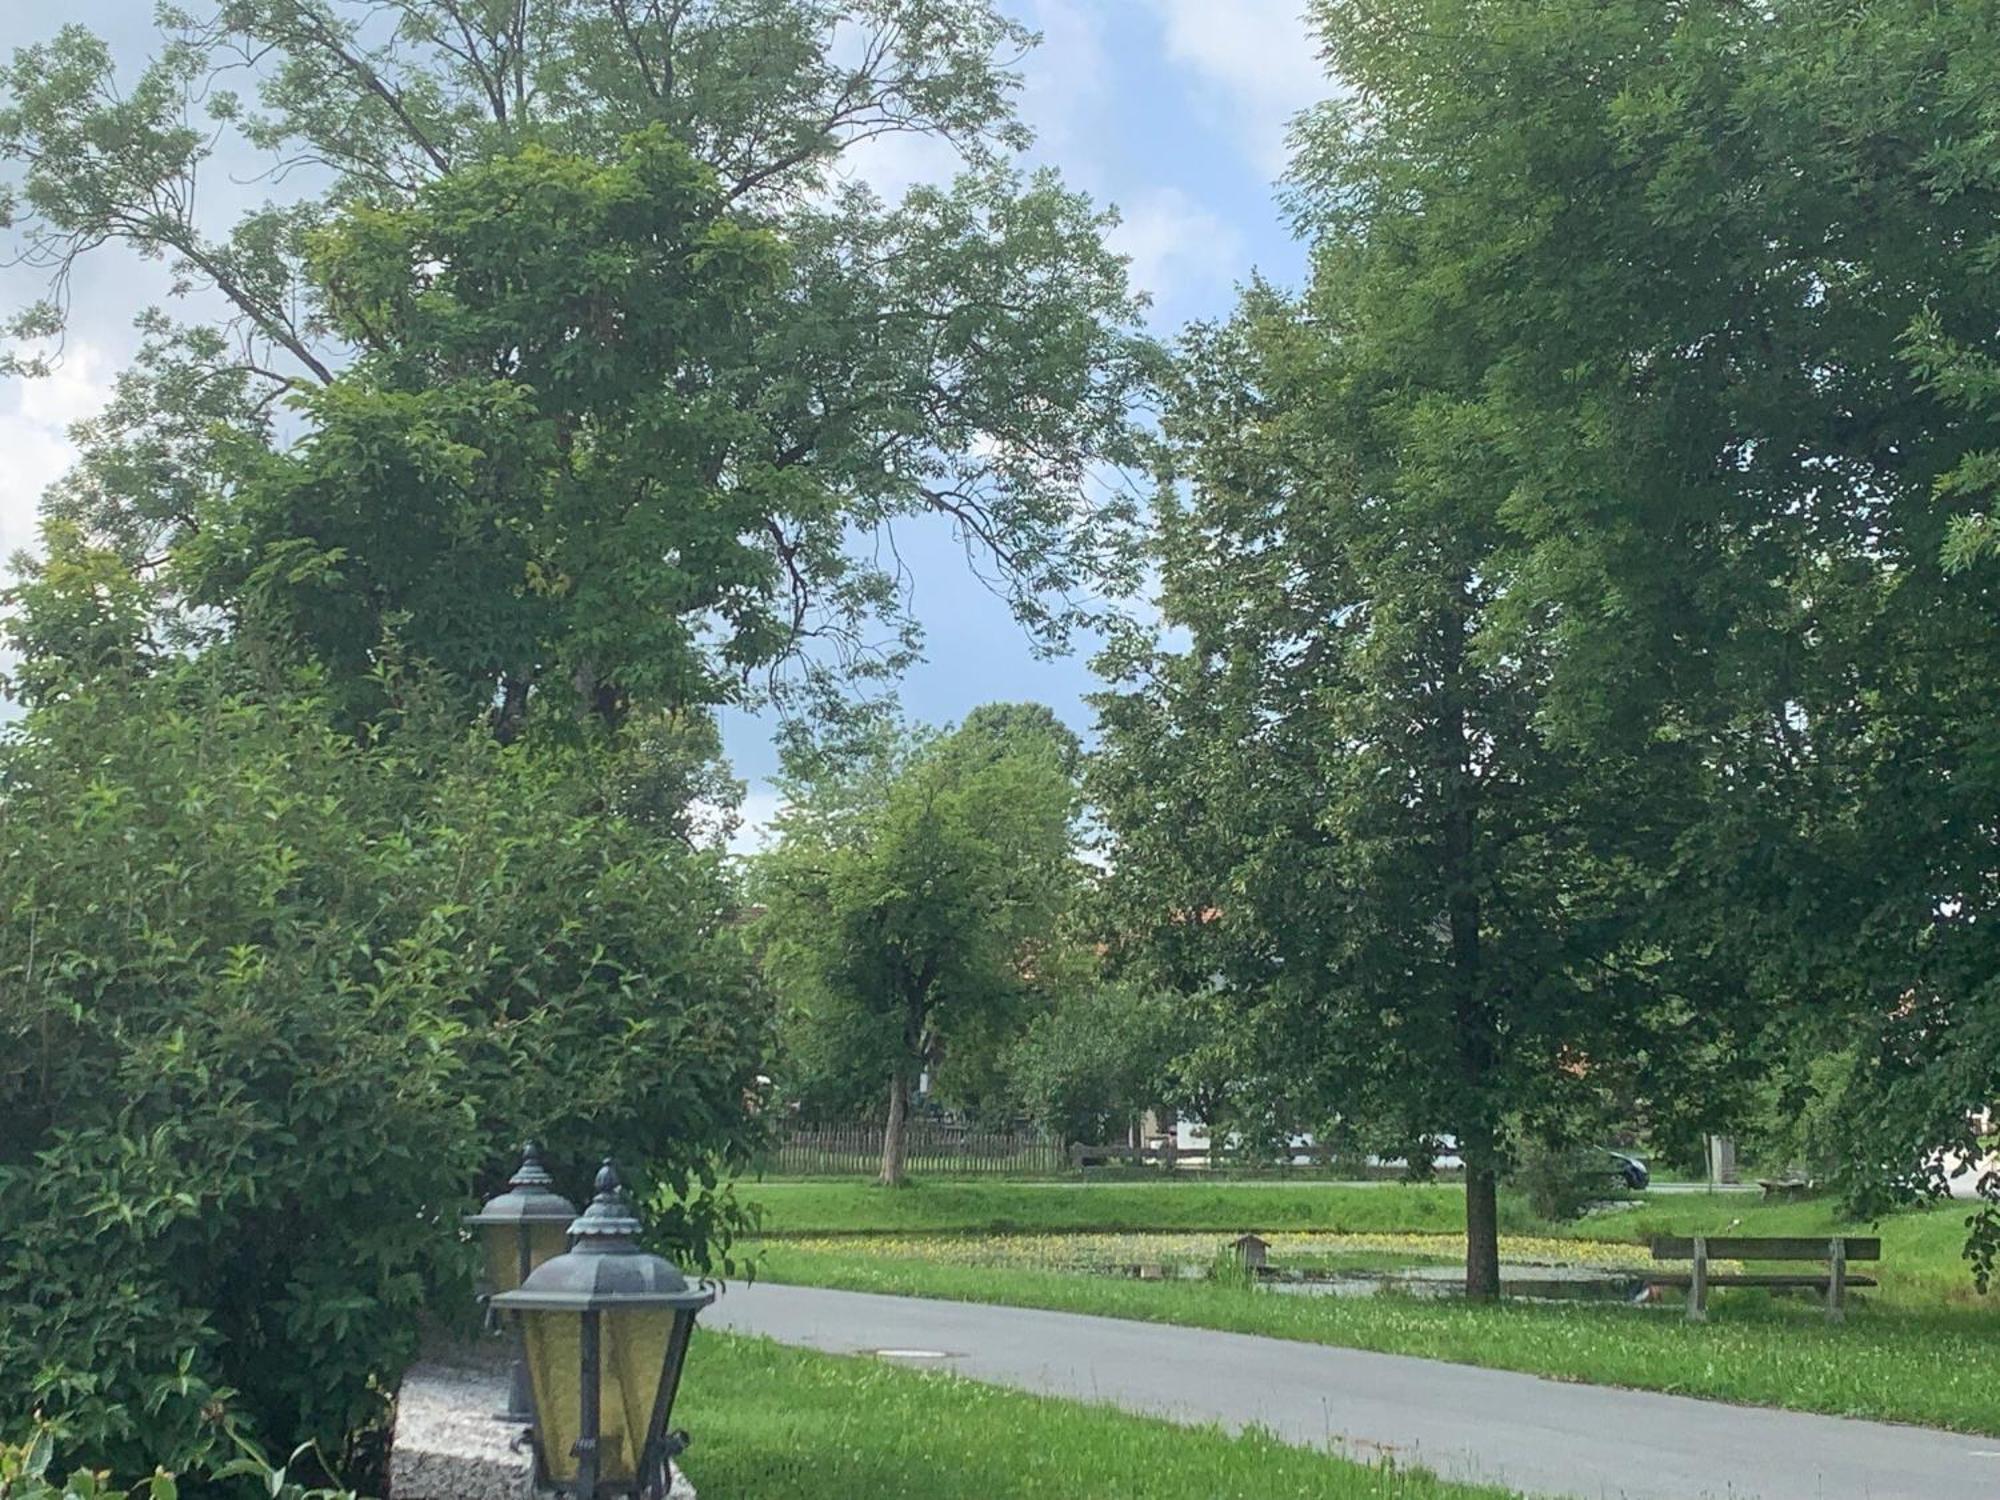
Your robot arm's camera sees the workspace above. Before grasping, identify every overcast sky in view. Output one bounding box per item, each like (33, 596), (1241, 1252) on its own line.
(0, 1), (1325, 846)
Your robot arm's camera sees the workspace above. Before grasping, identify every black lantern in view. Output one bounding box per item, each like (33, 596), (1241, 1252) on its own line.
(467, 1143), (580, 1422)
(467, 1142), (581, 1297)
(493, 1160), (714, 1500)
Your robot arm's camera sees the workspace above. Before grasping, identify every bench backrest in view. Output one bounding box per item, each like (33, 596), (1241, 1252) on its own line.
(1651, 1236), (1881, 1262)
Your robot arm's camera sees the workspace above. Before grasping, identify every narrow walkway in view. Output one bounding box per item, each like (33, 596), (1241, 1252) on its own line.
(706, 1282), (1996, 1500)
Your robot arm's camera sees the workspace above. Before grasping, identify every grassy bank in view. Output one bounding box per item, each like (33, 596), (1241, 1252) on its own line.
(745, 1177), (1469, 1236)
(745, 1178), (1989, 1301)
(676, 1332), (1516, 1498)
(736, 1180), (2000, 1433)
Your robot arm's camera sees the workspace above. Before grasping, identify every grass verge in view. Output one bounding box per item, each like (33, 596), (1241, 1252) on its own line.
(676, 1331), (1517, 1498)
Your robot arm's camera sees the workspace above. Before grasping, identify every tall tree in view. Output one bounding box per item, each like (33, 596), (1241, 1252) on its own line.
(1094, 284), (1715, 1295)
(756, 708), (1079, 1184)
(176, 129), (795, 731)
(1277, 0), (2000, 1266)
(1, 1), (1154, 730)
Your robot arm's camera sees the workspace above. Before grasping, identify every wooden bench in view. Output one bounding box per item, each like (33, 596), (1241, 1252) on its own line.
(1649, 1236), (1879, 1323)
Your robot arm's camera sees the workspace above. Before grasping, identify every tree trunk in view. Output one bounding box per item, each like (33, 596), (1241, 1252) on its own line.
(1462, 1125), (1502, 1300)
(1438, 586), (1501, 1300)
(878, 1063), (910, 1187)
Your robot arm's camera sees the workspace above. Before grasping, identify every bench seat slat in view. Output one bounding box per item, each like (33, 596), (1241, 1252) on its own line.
(1645, 1273), (1878, 1289)
(1650, 1236), (1881, 1261)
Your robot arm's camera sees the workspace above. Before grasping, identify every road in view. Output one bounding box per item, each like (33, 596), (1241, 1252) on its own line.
(706, 1282), (1996, 1500)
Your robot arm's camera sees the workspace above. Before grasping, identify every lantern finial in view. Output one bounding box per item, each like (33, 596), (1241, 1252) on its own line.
(568, 1156), (645, 1251)
(509, 1141), (556, 1191)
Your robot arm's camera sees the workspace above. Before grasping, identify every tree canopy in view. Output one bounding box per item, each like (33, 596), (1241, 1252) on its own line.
(1, 0), (1156, 731)
(1278, 0), (2000, 1258)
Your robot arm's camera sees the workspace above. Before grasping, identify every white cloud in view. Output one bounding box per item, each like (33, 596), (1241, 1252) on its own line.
(1111, 185), (1247, 315)
(1150, 0), (1330, 175)
(1, 344), (111, 565)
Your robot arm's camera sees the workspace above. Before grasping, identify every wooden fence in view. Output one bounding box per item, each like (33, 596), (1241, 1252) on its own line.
(774, 1121), (1066, 1177)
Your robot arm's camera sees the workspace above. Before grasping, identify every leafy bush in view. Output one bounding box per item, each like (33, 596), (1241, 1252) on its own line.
(1, 1429), (180, 1500)
(1505, 1144), (1634, 1223)
(1, 1424), (353, 1500)
(0, 668), (770, 1479)
(1006, 983), (1182, 1146)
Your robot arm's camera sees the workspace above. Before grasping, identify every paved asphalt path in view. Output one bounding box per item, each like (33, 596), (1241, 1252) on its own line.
(706, 1282), (1998, 1499)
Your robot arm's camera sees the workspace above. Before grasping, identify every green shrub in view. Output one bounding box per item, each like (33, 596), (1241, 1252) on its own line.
(1505, 1144), (1631, 1223)
(1005, 982), (1183, 1147)
(1, 1429), (178, 1500)
(0, 670), (770, 1479)
(0, 1424), (354, 1500)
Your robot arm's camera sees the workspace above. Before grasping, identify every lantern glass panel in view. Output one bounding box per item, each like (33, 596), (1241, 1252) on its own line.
(483, 1222), (572, 1295)
(599, 1307), (676, 1486)
(479, 1229), (515, 1297)
(520, 1310), (584, 1483)
(533, 1221), (572, 1270)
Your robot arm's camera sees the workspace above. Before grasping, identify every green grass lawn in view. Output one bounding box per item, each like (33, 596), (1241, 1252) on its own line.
(735, 1178), (2000, 1434)
(676, 1332), (1517, 1499)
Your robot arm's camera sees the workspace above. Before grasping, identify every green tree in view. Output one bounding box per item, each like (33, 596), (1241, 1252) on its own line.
(957, 700), (1086, 779)
(1095, 291), (1706, 1295)
(180, 128), (791, 731)
(1274, 0), (2000, 1269)
(1, 2), (1154, 731)
(756, 709), (1080, 1184)
(1094, 0), (2000, 1294)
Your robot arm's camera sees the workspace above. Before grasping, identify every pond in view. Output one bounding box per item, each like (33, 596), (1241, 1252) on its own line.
(778, 1230), (1665, 1303)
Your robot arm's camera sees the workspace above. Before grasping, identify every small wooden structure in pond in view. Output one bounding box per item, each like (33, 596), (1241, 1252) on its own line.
(1231, 1233), (1271, 1270)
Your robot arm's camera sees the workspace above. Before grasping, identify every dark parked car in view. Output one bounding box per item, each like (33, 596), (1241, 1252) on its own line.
(1601, 1149), (1649, 1191)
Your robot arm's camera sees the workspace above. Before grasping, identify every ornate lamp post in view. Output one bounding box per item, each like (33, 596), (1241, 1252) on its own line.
(493, 1160), (714, 1500)
(466, 1143), (580, 1421)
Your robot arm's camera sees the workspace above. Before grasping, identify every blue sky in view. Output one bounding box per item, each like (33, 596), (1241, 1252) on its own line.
(0, 1), (1326, 843)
